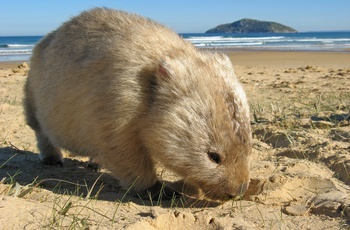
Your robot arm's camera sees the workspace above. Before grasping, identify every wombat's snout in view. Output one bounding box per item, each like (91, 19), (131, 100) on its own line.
(237, 182), (249, 195)
(225, 182), (249, 200)
(204, 179), (249, 202)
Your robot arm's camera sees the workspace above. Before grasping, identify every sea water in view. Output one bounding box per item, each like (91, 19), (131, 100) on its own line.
(181, 32), (350, 51)
(1, 32), (350, 62)
(0, 36), (41, 62)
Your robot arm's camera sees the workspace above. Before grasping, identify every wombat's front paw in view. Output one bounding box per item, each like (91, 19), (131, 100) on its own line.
(87, 158), (100, 171)
(136, 181), (180, 201)
(41, 156), (63, 166)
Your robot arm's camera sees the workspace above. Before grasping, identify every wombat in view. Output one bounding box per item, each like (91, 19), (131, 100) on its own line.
(24, 8), (252, 202)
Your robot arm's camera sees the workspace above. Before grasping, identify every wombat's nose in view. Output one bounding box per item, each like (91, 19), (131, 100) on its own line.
(237, 182), (248, 195)
(226, 182), (249, 200)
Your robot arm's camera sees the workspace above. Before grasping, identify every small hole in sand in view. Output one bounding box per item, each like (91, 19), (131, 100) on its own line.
(173, 210), (180, 217)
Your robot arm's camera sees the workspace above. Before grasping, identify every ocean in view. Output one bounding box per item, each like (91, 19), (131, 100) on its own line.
(1, 32), (350, 62)
(0, 36), (40, 62)
(181, 32), (350, 51)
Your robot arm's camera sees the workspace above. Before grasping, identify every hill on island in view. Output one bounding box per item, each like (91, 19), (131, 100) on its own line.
(206, 18), (297, 33)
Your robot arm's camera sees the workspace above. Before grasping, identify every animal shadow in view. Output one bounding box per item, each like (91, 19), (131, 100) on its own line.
(0, 146), (217, 207)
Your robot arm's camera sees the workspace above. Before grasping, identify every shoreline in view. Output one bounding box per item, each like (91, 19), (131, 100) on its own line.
(0, 61), (24, 68)
(209, 47), (350, 53)
(223, 50), (350, 68)
(1, 49), (349, 69)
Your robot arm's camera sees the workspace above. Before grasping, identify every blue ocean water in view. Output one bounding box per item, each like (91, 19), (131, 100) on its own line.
(181, 32), (350, 51)
(0, 36), (42, 62)
(1, 32), (350, 62)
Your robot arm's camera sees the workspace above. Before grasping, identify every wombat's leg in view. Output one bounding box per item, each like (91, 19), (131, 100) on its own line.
(24, 80), (63, 166)
(102, 144), (173, 198)
(87, 157), (100, 171)
(136, 181), (180, 201)
(35, 131), (63, 166)
(23, 80), (39, 131)
(105, 145), (179, 200)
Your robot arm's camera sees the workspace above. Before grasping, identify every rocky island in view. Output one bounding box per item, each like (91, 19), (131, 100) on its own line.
(206, 18), (297, 33)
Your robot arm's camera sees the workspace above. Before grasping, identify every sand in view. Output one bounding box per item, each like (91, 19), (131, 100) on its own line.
(0, 51), (350, 229)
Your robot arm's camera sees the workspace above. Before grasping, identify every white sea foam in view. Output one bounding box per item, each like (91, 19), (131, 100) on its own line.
(7, 44), (34, 48)
(183, 34), (350, 50)
(0, 49), (32, 55)
(0, 43), (34, 56)
(193, 42), (264, 47)
(185, 36), (284, 41)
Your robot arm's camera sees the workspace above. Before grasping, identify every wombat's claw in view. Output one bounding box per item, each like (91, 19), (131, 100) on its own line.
(87, 161), (99, 171)
(136, 181), (180, 201)
(41, 157), (63, 167)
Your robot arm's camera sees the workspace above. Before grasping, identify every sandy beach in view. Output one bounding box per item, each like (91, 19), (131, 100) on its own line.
(227, 50), (350, 68)
(1, 50), (350, 229)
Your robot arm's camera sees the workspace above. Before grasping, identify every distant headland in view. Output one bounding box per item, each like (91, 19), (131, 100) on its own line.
(206, 18), (298, 33)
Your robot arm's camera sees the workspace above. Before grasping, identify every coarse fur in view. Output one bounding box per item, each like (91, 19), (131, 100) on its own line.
(24, 8), (252, 202)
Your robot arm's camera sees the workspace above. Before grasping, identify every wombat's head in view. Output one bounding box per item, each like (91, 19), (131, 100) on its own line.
(141, 52), (252, 202)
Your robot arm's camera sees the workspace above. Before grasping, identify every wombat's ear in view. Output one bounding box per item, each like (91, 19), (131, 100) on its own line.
(157, 59), (176, 81)
(213, 53), (232, 67)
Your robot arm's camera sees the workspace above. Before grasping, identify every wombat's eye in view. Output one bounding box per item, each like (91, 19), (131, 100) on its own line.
(208, 151), (221, 164)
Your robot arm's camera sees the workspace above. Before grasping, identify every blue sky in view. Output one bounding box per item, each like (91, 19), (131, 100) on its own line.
(1, 0), (350, 36)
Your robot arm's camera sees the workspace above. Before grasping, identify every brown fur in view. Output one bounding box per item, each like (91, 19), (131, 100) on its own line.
(24, 8), (252, 201)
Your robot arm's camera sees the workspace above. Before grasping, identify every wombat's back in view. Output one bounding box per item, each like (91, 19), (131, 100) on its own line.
(27, 8), (194, 155)
(31, 8), (193, 72)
